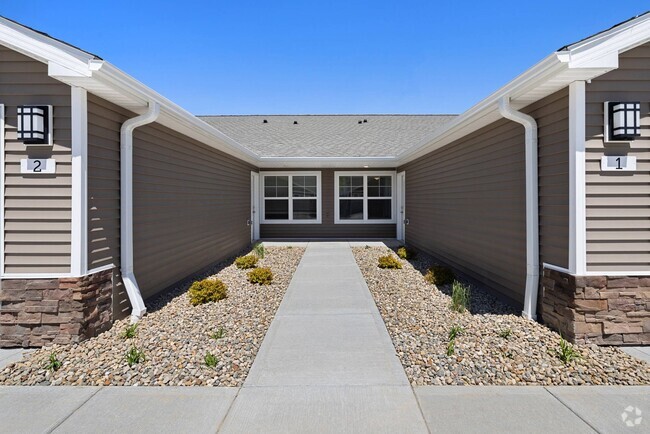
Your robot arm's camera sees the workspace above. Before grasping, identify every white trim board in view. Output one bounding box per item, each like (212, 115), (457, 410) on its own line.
(70, 87), (88, 276)
(568, 81), (587, 275)
(334, 171), (397, 224)
(0, 104), (5, 276)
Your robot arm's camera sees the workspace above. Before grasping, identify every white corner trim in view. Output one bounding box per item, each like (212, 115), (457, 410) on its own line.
(259, 171), (322, 224)
(569, 81), (587, 275)
(333, 171), (397, 224)
(0, 104), (4, 276)
(70, 87), (88, 276)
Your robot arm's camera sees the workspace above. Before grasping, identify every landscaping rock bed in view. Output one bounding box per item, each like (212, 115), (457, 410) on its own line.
(0, 246), (304, 386)
(353, 246), (650, 386)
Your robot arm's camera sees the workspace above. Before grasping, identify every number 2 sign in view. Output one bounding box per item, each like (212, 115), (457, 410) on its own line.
(20, 158), (56, 174)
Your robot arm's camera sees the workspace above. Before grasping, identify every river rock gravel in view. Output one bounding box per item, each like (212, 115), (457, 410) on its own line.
(0, 246), (304, 386)
(353, 246), (650, 386)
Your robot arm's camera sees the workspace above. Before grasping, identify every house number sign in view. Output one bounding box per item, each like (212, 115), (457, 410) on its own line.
(20, 158), (56, 174)
(601, 156), (636, 172)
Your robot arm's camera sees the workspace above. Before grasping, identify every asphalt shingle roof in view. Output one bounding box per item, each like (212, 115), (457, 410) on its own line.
(199, 115), (457, 158)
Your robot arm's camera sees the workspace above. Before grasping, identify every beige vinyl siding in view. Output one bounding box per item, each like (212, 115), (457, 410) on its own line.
(524, 88), (570, 269)
(399, 119), (527, 304)
(260, 169), (396, 239)
(86, 94), (133, 319)
(585, 42), (650, 272)
(132, 124), (255, 300)
(1, 45), (72, 274)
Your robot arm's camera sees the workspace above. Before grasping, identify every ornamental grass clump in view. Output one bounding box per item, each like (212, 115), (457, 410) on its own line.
(555, 335), (581, 365)
(378, 255), (402, 269)
(424, 265), (455, 286)
(45, 352), (62, 372)
(125, 345), (145, 367)
(235, 255), (258, 269)
(247, 267), (273, 285)
(188, 278), (228, 306)
(450, 281), (471, 313)
(253, 242), (265, 259)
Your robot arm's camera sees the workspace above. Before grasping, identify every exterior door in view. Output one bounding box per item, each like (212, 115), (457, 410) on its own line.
(397, 171), (406, 242)
(250, 172), (260, 241)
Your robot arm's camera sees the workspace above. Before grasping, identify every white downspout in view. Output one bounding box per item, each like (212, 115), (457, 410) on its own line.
(121, 102), (160, 322)
(498, 97), (539, 320)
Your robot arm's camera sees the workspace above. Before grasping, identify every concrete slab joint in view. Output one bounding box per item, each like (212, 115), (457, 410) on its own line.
(0, 269), (114, 347)
(539, 266), (650, 345)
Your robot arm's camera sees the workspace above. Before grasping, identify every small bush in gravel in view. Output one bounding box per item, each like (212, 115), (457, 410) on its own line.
(253, 242), (265, 259)
(210, 327), (226, 340)
(424, 265), (455, 286)
(125, 346), (145, 367)
(499, 328), (513, 339)
(188, 278), (228, 306)
(378, 255), (402, 269)
(235, 255), (258, 269)
(204, 352), (219, 368)
(45, 352), (62, 372)
(450, 281), (471, 313)
(555, 335), (581, 365)
(396, 246), (415, 260)
(446, 340), (455, 356)
(248, 267), (274, 285)
(121, 323), (138, 339)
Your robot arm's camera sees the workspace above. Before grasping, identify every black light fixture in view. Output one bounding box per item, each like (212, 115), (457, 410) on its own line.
(606, 101), (641, 141)
(17, 105), (51, 145)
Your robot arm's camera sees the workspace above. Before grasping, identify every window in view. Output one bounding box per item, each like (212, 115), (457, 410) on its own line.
(335, 172), (395, 223)
(261, 172), (321, 224)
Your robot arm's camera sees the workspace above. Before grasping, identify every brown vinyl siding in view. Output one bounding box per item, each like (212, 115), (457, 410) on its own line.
(585, 42), (650, 272)
(524, 88), (570, 269)
(260, 169), (396, 239)
(132, 124), (255, 300)
(1, 45), (72, 274)
(399, 119), (527, 304)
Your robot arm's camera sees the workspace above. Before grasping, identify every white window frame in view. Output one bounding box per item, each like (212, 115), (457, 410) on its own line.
(334, 171), (396, 224)
(260, 171), (322, 224)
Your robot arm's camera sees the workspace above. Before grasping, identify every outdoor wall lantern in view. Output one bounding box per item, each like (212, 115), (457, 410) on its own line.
(17, 105), (52, 146)
(604, 101), (641, 142)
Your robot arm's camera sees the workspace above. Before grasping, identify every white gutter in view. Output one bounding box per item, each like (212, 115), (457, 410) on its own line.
(120, 102), (161, 322)
(498, 97), (539, 321)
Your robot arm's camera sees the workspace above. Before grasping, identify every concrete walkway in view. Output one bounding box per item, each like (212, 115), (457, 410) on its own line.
(0, 242), (649, 433)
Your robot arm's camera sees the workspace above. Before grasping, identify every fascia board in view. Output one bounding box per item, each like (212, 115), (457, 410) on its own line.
(0, 17), (93, 76)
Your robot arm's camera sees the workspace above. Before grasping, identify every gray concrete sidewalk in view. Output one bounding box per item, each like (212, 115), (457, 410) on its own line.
(1, 242), (649, 433)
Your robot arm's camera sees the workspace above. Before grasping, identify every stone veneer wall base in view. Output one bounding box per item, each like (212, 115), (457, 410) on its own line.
(0, 269), (114, 348)
(539, 267), (650, 345)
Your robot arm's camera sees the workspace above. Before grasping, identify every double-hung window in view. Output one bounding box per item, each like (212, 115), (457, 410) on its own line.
(261, 172), (321, 224)
(335, 172), (395, 223)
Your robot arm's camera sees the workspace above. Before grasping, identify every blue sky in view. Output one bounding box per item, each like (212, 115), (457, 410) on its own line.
(3, 2), (646, 115)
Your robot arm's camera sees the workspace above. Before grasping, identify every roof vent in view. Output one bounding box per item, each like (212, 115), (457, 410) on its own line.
(358, 120), (362, 124)
(363, 119), (368, 123)
(293, 121), (298, 125)
(263, 119), (268, 124)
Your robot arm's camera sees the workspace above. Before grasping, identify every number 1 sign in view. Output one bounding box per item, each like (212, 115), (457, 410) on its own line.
(601, 156), (636, 172)
(20, 158), (56, 174)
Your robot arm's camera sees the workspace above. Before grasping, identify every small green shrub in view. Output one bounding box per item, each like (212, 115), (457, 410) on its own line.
(235, 255), (258, 269)
(204, 352), (219, 368)
(424, 265), (455, 286)
(378, 255), (402, 269)
(210, 327), (226, 340)
(499, 328), (513, 339)
(188, 278), (228, 306)
(125, 345), (145, 367)
(121, 323), (138, 339)
(555, 335), (581, 365)
(450, 281), (471, 313)
(45, 352), (62, 372)
(247, 267), (273, 285)
(448, 325), (464, 341)
(396, 246), (415, 260)
(253, 242), (265, 259)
